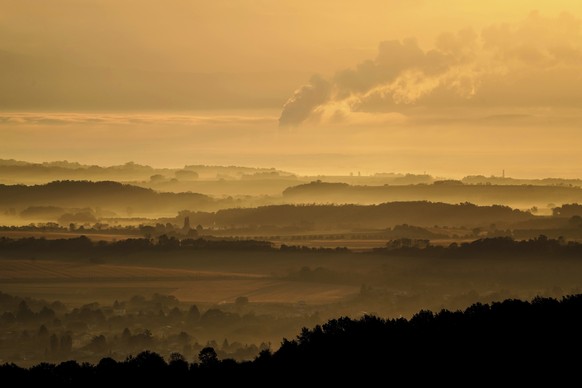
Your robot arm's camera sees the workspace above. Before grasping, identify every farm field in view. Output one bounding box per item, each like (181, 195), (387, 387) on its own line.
(0, 259), (358, 306)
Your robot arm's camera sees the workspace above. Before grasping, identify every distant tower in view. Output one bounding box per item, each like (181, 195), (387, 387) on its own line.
(182, 216), (191, 232)
(502, 169), (505, 178)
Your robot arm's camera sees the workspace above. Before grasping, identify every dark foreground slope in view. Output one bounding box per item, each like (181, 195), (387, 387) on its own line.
(2, 295), (582, 385)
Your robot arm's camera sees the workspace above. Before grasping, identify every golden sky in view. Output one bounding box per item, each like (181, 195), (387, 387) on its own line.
(1, 1), (582, 178)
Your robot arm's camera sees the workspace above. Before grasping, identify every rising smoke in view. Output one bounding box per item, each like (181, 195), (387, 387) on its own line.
(279, 12), (582, 127)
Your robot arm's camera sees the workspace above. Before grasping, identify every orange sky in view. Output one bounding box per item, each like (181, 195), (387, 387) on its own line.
(1, 1), (582, 178)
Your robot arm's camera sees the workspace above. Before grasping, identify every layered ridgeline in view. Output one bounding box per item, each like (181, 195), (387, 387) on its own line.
(4, 180), (582, 240)
(1, 181), (535, 232)
(0, 159), (301, 197)
(3, 159), (582, 205)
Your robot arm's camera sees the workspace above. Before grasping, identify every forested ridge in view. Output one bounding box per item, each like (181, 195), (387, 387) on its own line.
(283, 179), (582, 206)
(1, 294), (581, 385)
(179, 201), (534, 228)
(0, 180), (227, 213)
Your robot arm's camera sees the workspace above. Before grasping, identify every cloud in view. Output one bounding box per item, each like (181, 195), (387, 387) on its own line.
(278, 75), (332, 127)
(0, 112), (277, 127)
(279, 12), (582, 127)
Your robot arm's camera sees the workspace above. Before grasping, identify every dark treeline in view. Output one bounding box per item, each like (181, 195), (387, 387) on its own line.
(0, 236), (275, 258)
(2, 294), (581, 384)
(554, 203), (582, 217)
(2, 235), (582, 260)
(374, 234), (582, 259)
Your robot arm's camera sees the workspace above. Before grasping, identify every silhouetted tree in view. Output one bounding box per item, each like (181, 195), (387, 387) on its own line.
(198, 347), (218, 367)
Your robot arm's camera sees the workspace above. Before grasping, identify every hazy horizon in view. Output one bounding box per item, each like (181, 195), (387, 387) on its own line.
(2, 1), (582, 178)
(2, 109), (582, 179)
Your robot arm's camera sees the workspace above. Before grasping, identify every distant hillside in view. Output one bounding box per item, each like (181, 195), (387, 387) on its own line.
(0, 159), (295, 185)
(0, 181), (235, 218)
(178, 202), (535, 231)
(283, 180), (582, 209)
(0, 160), (161, 183)
(462, 174), (582, 187)
(3, 159), (582, 201)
